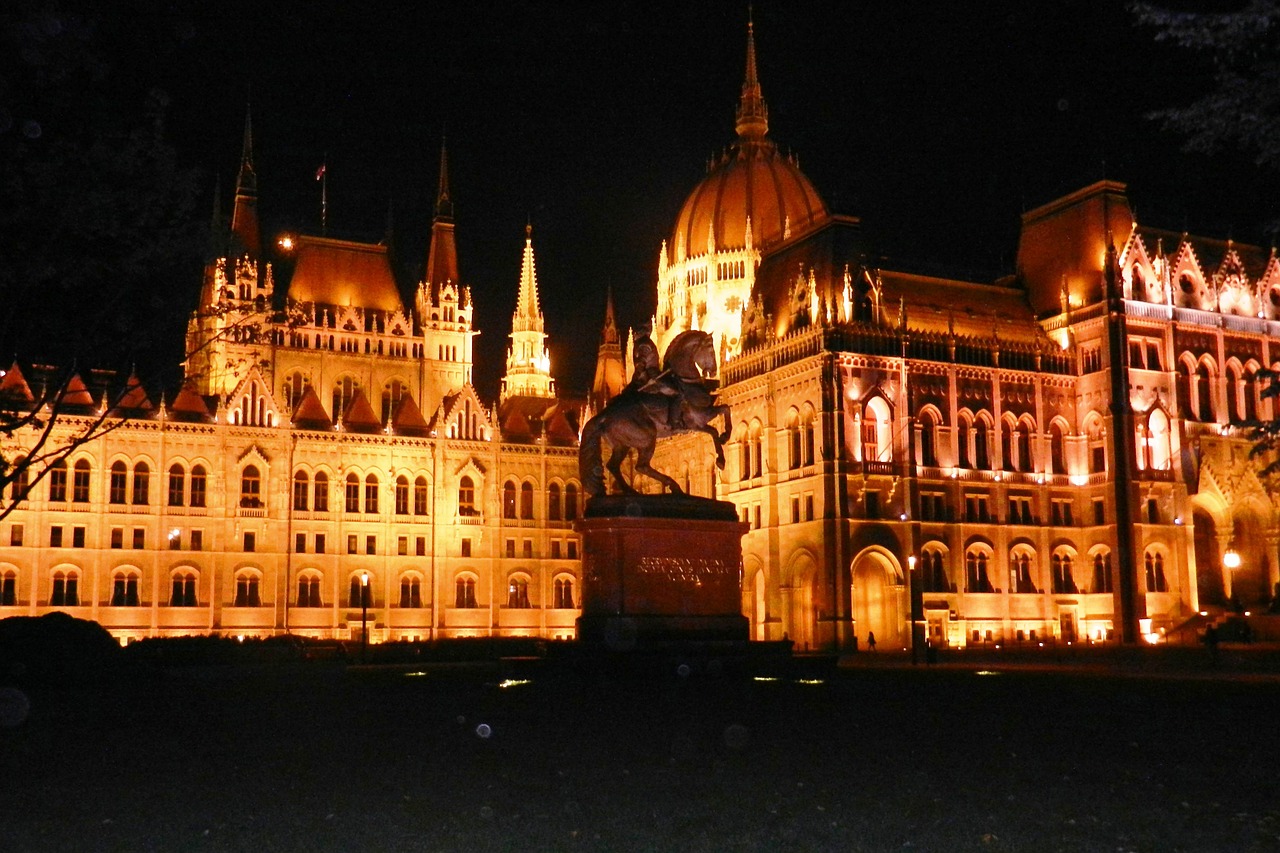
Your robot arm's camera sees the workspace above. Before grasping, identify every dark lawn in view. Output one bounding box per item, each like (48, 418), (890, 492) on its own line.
(2, 659), (1277, 853)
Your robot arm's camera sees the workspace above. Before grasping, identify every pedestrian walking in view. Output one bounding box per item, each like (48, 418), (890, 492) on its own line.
(867, 631), (877, 651)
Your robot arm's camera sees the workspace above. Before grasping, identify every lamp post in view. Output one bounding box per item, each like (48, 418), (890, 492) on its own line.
(1223, 547), (1241, 608)
(908, 554), (920, 665)
(361, 571), (369, 661)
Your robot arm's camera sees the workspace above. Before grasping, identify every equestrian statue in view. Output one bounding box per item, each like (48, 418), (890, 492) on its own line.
(579, 325), (732, 497)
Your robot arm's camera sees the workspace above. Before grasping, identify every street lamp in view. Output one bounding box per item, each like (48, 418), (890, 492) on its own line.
(1223, 548), (1241, 611)
(360, 571), (370, 661)
(1223, 549), (1241, 570)
(908, 555), (919, 665)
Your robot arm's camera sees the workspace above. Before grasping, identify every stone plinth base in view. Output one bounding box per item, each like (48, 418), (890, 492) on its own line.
(576, 495), (749, 649)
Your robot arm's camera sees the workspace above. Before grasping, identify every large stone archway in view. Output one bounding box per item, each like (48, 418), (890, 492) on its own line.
(850, 548), (905, 649)
(1193, 507), (1225, 608)
(1231, 510), (1271, 607)
(780, 553), (816, 650)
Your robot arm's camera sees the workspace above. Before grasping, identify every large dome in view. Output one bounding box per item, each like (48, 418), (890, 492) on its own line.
(668, 19), (828, 258)
(670, 145), (828, 257)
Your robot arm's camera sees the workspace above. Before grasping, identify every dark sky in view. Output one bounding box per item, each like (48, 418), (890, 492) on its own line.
(66, 1), (1280, 398)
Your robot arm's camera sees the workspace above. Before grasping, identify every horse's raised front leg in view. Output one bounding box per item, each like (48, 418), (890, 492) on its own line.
(698, 423), (726, 469)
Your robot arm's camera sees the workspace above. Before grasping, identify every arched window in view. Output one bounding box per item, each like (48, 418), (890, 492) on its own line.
(958, 415), (973, 468)
(1144, 551), (1168, 592)
(1086, 419), (1105, 474)
(399, 575), (422, 608)
(1244, 366), (1259, 422)
(502, 481), (517, 519)
(738, 422), (751, 481)
(414, 477), (429, 515)
(297, 573), (323, 607)
(922, 547), (948, 592)
(973, 418), (990, 470)
(284, 371), (307, 411)
(381, 379), (408, 425)
(1227, 364), (1244, 423)
(345, 473), (360, 513)
(801, 406), (816, 465)
(189, 465), (207, 508)
(131, 462), (150, 505)
(1049, 422), (1066, 475)
(862, 398), (892, 463)
(786, 409), (801, 470)
(520, 482), (534, 519)
(48, 459), (67, 502)
(965, 549), (992, 593)
(395, 476), (410, 515)
(455, 575), (477, 608)
(72, 459), (91, 503)
(1148, 409), (1171, 471)
(168, 464), (186, 507)
(1000, 418), (1015, 472)
(291, 471), (308, 511)
(749, 421), (763, 477)
(1011, 550), (1036, 593)
(918, 411), (938, 467)
(234, 571), (261, 607)
(458, 476), (476, 516)
(349, 574), (372, 607)
(564, 483), (579, 520)
(110, 570), (140, 607)
(9, 457), (30, 504)
(507, 575), (531, 609)
(171, 571), (198, 607)
(554, 576), (575, 609)
(548, 483), (562, 520)
(332, 376), (359, 420)
(1092, 552), (1114, 593)
(1013, 419), (1035, 472)
(364, 474), (379, 514)
(1051, 552), (1077, 594)
(0, 569), (16, 605)
(1196, 361), (1214, 422)
(313, 472), (328, 512)
(239, 465), (261, 508)
(51, 570), (79, 606)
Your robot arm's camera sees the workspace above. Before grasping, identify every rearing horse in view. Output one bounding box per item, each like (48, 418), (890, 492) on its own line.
(579, 330), (732, 497)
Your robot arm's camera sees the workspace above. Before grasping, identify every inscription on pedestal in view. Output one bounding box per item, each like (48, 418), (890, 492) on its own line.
(634, 556), (736, 584)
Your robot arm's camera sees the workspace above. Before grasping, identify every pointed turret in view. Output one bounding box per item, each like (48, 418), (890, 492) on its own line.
(735, 12), (769, 141)
(230, 105), (261, 257)
(424, 139), (458, 293)
(589, 289), (626, 413)
(500, 224), (555, 402)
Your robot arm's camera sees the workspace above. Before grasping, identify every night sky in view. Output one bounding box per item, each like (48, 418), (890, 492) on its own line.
(23, 1), (1280, 399)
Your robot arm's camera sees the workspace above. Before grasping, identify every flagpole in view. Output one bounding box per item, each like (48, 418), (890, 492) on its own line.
(317, 156), (328, 235)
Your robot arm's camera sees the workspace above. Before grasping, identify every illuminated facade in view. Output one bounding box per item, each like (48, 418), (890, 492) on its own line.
(645, 21), (1280, 651)
(2, 18), (1276, 653)
(0, 134), (584, 643)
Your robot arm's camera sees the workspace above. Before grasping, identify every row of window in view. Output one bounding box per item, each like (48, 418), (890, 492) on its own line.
(3, 569), (577, 611)
(921, 547), (1166, 596)
(501, 480), (581, 521)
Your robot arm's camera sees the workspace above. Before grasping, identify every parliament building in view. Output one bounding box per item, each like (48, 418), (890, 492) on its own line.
(2, 21), (1277, 650)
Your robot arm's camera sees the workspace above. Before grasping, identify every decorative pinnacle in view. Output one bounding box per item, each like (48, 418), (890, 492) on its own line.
(435, 137), (453, 219)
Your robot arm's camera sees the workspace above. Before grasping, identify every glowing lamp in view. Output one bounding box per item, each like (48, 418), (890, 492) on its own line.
(1223, 549), (1241, 570)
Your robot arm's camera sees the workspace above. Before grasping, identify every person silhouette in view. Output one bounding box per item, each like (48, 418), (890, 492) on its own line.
(867, 631), (877, 651)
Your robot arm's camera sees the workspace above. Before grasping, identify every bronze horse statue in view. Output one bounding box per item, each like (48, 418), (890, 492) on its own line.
(579, 329), (732, 497)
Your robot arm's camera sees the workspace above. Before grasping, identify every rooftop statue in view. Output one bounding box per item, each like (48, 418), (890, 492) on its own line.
(580, 326), (731, 497)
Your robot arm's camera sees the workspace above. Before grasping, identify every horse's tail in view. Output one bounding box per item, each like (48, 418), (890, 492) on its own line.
(578, 414), (608, 497)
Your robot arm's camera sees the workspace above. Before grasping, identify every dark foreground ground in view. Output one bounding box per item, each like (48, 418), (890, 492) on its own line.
(3, 647), (1279, 853)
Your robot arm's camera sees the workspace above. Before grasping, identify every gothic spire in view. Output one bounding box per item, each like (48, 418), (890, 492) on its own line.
(435, 137), (453, 220)
(589, 288), (626, 412)
(501, 224), (554, 402)
(735, 10), (769, 140)
(230, 104), (261, 257)
(424, 138), (459, 290)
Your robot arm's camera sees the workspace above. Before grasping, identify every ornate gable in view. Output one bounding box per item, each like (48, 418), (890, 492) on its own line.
(1215, 244), (1255, 316)
(436, 385), (492, 441)
(226, 366), (282, 428)
(1170, 240), (1211, 311)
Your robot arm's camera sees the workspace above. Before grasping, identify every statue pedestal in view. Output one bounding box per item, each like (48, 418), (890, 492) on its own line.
(576, 495), (749, 648)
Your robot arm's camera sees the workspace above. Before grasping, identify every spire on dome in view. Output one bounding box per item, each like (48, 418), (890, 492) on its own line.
(423, 138), (459, 290)
(230, 104), (261, 257)
(735, 9), (769, 140)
